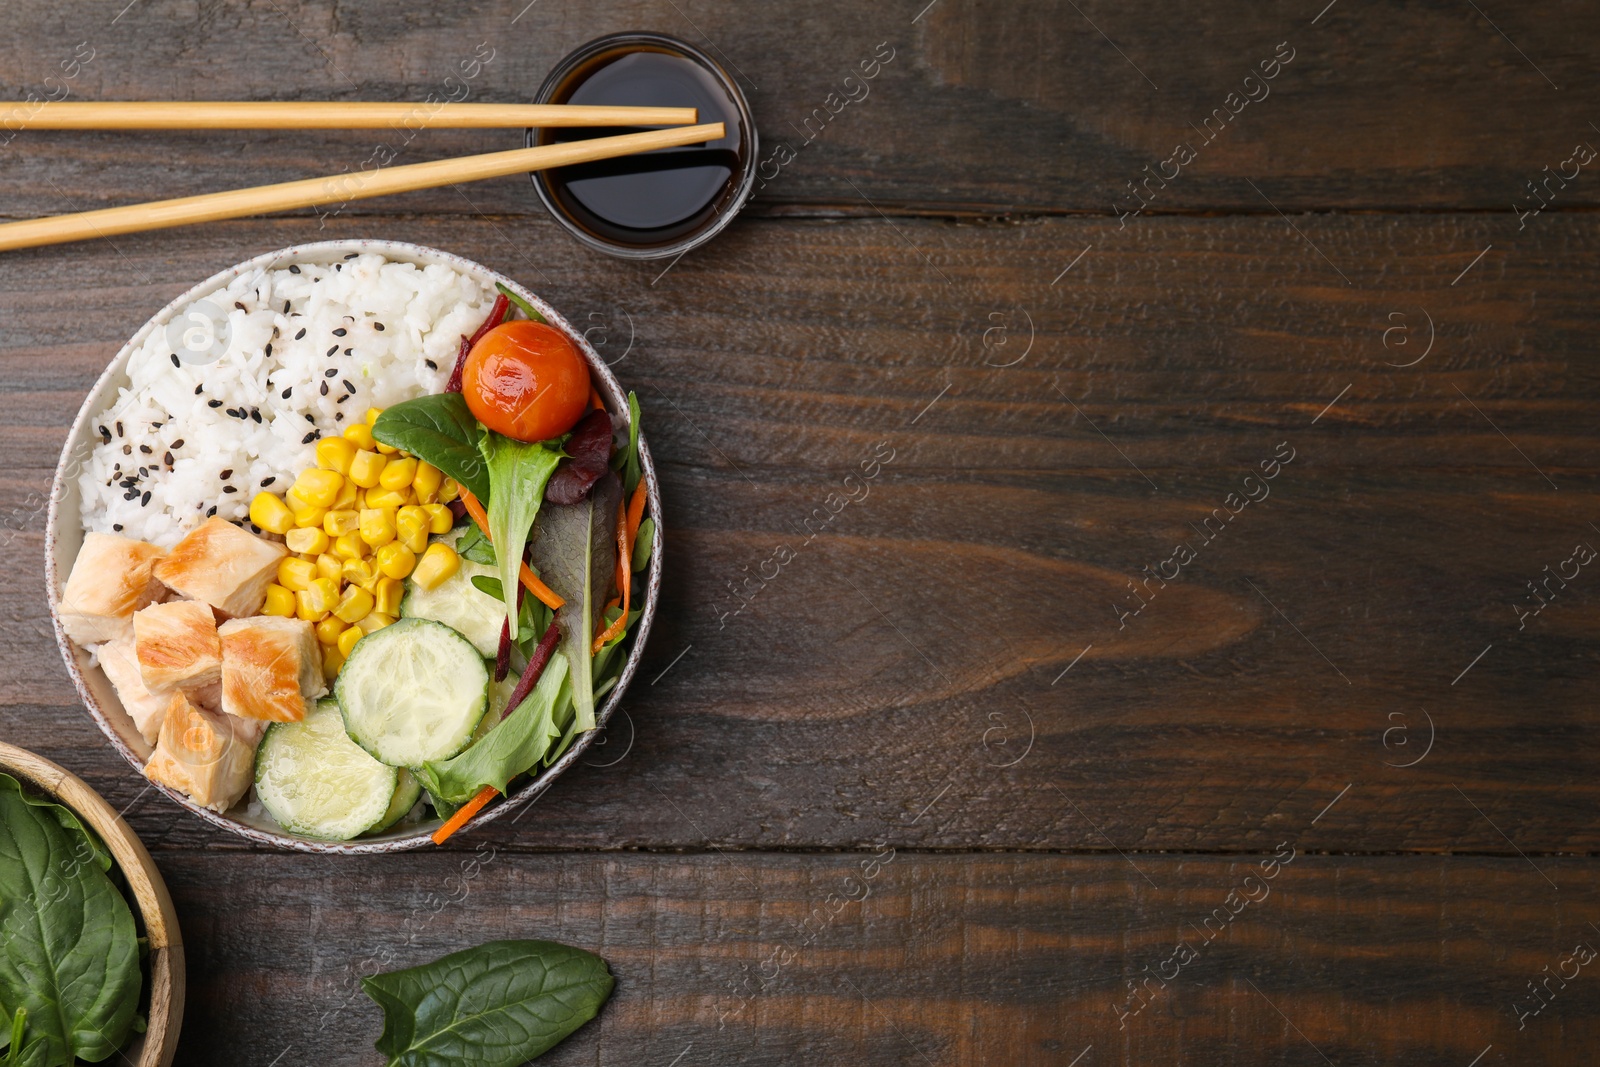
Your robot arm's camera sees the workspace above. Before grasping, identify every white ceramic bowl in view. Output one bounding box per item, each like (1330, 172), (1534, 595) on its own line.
(45, 240), (662, 853)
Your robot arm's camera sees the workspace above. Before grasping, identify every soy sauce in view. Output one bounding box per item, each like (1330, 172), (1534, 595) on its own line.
(534, 43), (750, 252)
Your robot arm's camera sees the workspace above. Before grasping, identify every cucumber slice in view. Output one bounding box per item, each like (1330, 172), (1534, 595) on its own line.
(367, 768), (422, 834)
(254, 698), (398, 840)
(400, 529), (505, 656)
(335, 618), (489, 767)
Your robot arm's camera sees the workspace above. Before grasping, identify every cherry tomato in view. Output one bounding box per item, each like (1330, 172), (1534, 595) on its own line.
(462, 321), (591, 442)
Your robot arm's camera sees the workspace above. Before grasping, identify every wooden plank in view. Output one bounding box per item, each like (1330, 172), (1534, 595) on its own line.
(156, 850), (1600, 1066)
(2, 212), (1598, 854)
(0, 1), (1596, 216)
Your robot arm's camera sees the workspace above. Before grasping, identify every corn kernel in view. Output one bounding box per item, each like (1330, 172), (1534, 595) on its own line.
(324, 509), (360, 537)
(262, 583), (296, 617)
(332, 531), (367, 560)
(285, 486), (328, 529)
(378, 457), (417, 491)
(337, 625), (364, 658)
(396, 506), (430, 552)
(315, 436), (358, 475)
(374, 576), (404, 616)
(355, 611), (395, 635)
(360, 508), (396, 548)
(411, 543), (460, 591)
(375, 541), (416, 580)
(375, 441), (399, 455)
(411, 462), (443, 504)
(277, 557), (317, 592)
(315, 552), (343, 582)
(343, 423), (376, 450)
(333, 583), (375, 624)
(364, 486), (410, 510)
(304, 577), (340, 614)
(321, 647), (344, 680)
(423, 503), (454, 534)
(285, 526), (330, 555)
(295, 468), (345, 509)
(363, 407), (384, 427)
(315, 615), (347, 646)
(348, 449), (386, 488)
(295, 590), (327, 623)
(332, 477), (360, 510)
(438, 477), (460, 504)
(340, 557), (376, 588)
(249, 492), (295, 535)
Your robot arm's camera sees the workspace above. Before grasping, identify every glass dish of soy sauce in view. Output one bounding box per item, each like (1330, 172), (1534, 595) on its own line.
(530, 33), (757, 260)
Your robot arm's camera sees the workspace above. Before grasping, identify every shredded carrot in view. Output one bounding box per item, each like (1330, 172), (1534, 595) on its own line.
(592, 499), (631, 653)
(431, 785), (498, 845)
(589, 386), (603, 411)
(458, 488), (565, 610)
(624, 479), (647, 548)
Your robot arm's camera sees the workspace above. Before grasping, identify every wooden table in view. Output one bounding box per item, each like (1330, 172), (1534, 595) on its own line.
(3, 2), (1598, 1063)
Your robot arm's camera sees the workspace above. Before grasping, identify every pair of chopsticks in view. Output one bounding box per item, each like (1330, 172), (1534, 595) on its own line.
(0, 102), (720, 252)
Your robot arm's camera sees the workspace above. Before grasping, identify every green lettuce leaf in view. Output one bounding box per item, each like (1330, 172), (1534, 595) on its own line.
(415, 652), (570, 806)
(362, 939), (612, 1067)
(479, 433), (561, 641)
(0, 774), (141, 1067)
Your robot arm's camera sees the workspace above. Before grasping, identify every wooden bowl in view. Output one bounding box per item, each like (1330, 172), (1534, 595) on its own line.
(44, 239), (663, 852)
(0, 742), (184, 1067)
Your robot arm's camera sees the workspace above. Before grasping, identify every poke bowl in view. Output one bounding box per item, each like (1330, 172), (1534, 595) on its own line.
(45, 239), (662, 853)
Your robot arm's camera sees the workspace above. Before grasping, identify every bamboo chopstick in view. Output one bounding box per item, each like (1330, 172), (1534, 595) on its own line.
(2, 101), (699, 129)
(0, 122), (725, 252)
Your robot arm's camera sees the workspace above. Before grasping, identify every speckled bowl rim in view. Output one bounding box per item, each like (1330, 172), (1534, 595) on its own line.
(44, 239), (663, 854)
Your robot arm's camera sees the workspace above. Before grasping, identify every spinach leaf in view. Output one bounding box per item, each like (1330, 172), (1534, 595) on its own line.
(480, 433), (562, 641)
(470, 576), (504, 602)
(372, 394), (491, 503)
(529, 474), (621, 734)
(415, 652), (570, 806)
(456, 524), (496, 566)
(0, 774), (141, 1067)
(362, 939), (612, 1067)
(494, 282), (547, 324)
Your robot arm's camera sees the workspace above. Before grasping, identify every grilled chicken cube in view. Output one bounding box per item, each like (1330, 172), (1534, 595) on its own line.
(96, 633), (170, 745)
(152, 517), (286, 618)
(143, 691), (257, 812)
(133, 600), (222, 692)
(59, 532), (167, 644)
(218, 616), (324, 722)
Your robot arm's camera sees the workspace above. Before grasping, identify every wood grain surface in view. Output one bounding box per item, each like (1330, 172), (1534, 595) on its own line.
(1, 1), (1596, 1064)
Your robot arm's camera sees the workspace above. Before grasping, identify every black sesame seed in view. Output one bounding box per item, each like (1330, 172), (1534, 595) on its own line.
(424, 359), (437, 370)
(112, 524), (122, 532)
(234, 301), (247, 311)
(122, 445), (132, 455)
(219, 468), (233, 478)
(207, 399), (223, 408)
(261, 476), (276, 486)
(343, 348), (352, 356)
(120, 478), (135, 488)
(140, 491), (151, 506)
(304, 414), (315, 423)
(327, 345), (339, 357)
(374, 322), (385, 332)
(207, 505), (218, 516)
(265, 343), (274, 357)
(343, 380), (355, 394)
(335, 412), (345, 421)
(289, 264), (301, 274)
(302, 431), (317, 444)
(251, 409), (262, 423)
(164, 451), (174, 465)
(344, 252), (358, 260)
(194, 385), (204, 395)
(115, 421), (123, 436)
(137, 467), (147, 477)
(98, 425), (111, 443)
(222, 485), (237, 494)
(295, 328), (307, 340)
(282, 388), (292, 399)
(171, 439), (184, 448)
(123, 490), (137, 500)
(334, 263), (342, 271)
(336, 394), (349, 404)
(325, 368), (338, 378)
(170, 353), (180, 367)
(283, 299), (291, 314)
(320, 381), (330, 396)
(333, 328), (347, 337)
(138, 444), (152, 454)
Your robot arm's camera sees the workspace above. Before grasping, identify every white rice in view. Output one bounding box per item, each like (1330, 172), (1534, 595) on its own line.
(78, 253), (495, 547)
